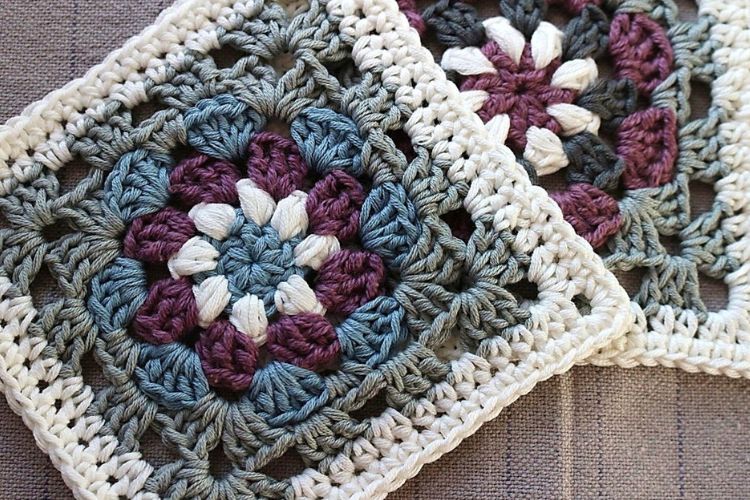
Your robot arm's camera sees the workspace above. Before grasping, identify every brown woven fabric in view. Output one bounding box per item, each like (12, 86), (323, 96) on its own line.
(0, 1), (748, 498)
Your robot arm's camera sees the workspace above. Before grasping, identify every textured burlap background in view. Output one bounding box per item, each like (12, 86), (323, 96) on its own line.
(1, 1), (749, 498)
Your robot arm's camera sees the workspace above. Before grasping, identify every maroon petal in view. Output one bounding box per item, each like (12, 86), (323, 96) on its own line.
(169, 152), (241, 204)
(267, 313), (340, 370)
(123, 207), (195, 262)
(550, 184), (622, 249)
(306, 170), (365, 241)
(247, 131), (308, 201)
(133, 277), (198, 344)
(196, 320), (258, 392)
(618, 107), (677, 189)
(609, 13), (674, 96)
(315, 250), (386, 314)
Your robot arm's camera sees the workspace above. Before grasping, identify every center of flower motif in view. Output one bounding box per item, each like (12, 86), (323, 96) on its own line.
(463, 43), (575, 150)
(407, 4), (679, 253)
(169, 171), (363, 345)
(120, 110), (391, 393)
(168, 179), (343, 343)
(206, 212), (303, 316)
(442, 17), (600, 172)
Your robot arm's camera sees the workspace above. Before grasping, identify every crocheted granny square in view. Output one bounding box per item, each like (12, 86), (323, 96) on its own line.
(402, 0), (750, 376)
(0, 0), (630, 497)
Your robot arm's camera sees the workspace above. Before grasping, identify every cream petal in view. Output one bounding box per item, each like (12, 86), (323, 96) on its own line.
(530, 21), (563, 69)
(441, 47), (496, 75)
(485, 114), (511, 144)
(193, 275), (231, 328)
(188, 202), (236, 240)
(237, 178), (276, 226)
(294, 234), (341, 270)
(550, 58), (598, 91)
(167, 236), (219, 278)
(230, 294), (268, 345)
(461, 89), (490, 112)
(483, 17), (526, 65)
(523, 126), (569, 176)
(271, 191), (308, 240)
(274, 274), (325, 315)
(547, 103), (601, 135)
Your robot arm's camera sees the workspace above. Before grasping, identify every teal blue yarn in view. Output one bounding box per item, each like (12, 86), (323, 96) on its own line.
(290, 107), (364, 176)
(336, 296), (408, 367)
(104, 149), (170, 223)
(87, 256), (148, 336)
(184, 93), (262, 162)
(360, 182), (421, 269)
(136, 342), (210, 412)
(248, 362), (329, 426)
(194, 209), (305, 316)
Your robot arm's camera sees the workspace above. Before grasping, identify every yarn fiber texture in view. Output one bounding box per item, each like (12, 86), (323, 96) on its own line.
(404, 0), (750, 376)
(0, 0), (634, 498)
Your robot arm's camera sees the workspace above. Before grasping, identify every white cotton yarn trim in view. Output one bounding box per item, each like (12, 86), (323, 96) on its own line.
(586, 0), (750, 377)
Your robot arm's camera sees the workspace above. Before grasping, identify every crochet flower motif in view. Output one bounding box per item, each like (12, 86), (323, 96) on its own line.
(118, 113), (388, 393)
(442, 18), (600, 175)
(434, 10), (678, 250)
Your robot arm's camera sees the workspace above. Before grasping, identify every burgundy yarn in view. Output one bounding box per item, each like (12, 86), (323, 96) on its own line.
(315, 250), (386, 314)
(266, 313), (340, 371)
(609, 13), (674, 96)
(618, 107), (677, 189)
(306, 170), (365, 241)
(550, 184), (622, 249)
(123, 207), (195, 262)
(247, 131), (308, 201)
(395, 0), (426, 35)
(133, 277), (199, 344)
(169, 152), (241, 204)
(461, 43), (575, 151)
(195, 320), (258, 392)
